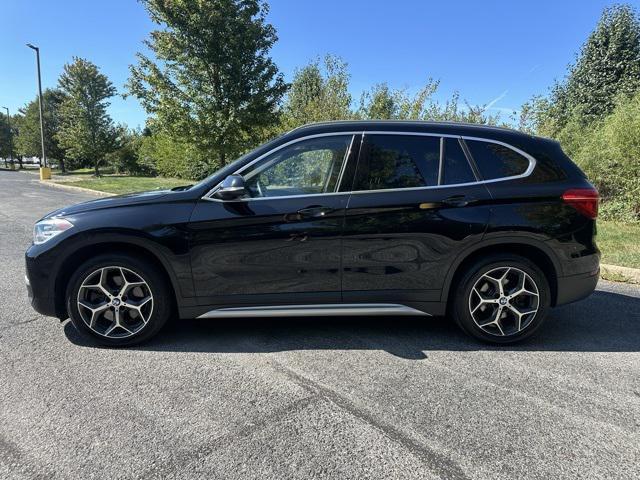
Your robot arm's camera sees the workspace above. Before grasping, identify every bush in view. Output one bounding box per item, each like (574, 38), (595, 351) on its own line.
(570, 93), (640, 221)
(106, 131), (155, 176)
(138, 132), (219, 181)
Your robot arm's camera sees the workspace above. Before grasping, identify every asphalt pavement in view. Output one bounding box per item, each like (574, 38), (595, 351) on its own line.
(0, 170), (638, 479)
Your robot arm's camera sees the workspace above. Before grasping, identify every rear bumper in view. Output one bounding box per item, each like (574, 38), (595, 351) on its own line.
(555, 268), (599, 306)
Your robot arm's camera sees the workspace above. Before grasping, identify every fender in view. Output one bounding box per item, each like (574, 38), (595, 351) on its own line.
(439, 233), (562, 303)
(49, 229), (196, 304)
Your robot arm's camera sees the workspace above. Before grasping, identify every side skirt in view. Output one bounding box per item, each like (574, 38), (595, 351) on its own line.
(196, 303), (432, 319)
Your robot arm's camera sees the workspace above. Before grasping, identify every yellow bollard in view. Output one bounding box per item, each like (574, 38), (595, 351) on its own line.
(39, 167), (52, 180)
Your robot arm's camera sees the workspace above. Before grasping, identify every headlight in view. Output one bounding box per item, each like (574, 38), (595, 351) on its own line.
(33, 218), (74, 245)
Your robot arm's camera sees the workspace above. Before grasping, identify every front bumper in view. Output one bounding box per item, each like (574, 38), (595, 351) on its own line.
(555, 267), (599, 306)
(25, 253), (60, 318)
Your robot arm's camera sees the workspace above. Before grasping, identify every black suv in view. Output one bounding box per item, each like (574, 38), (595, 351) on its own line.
(26, 121), (600, 345)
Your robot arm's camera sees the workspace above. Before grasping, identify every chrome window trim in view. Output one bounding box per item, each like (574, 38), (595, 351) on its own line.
(364, 131), (536, 183)
(437, 137), (445, 185)
(460, 135), (537, 181)
(202, 130), (537, 202)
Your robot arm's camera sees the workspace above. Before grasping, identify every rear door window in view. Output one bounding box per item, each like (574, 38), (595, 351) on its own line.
(353, 135), (439, 191)
(465, 140), (530, 180)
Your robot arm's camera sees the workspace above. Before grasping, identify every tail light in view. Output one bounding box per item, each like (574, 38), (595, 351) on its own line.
(562, 188), (599, 219)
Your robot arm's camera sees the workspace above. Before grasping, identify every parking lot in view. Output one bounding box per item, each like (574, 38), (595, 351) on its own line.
(1, 170), (639, 479)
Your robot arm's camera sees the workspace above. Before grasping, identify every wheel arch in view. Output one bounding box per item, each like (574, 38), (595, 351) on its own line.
(442, 237), (560, 312)
(53, 240), (180, 319)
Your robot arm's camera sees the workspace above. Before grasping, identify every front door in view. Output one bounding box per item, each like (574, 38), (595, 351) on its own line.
(341, 133), (491, 308)
(189, 134), (358, 307)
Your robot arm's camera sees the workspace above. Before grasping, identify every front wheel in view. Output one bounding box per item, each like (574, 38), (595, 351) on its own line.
(452, 254), (551, 344)
(66, 254), (171, 346)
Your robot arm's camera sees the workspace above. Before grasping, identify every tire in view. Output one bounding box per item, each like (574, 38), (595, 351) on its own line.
(451, 254), (551, 344)
(66, 253), (172, 346)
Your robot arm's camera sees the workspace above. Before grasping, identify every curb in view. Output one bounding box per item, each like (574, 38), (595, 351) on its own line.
(38, 180), (113, 197)
(601, 263), (640, 284)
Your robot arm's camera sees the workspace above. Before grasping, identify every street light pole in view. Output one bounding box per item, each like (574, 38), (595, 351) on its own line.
(27, 43), (47, 169)
(2, 106), (13, 168)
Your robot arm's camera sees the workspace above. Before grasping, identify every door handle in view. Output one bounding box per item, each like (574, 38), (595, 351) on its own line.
(441, 195), (474, 207)
(296, 206), (334, 218)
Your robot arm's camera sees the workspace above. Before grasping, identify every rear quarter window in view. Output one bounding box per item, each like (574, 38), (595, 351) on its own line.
(465, 140), (530, 180)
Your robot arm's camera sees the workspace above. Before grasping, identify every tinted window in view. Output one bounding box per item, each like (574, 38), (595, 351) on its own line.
(442, 138), (476, 185)
(354, 135), (439, 191)
(242, 135), (352, 198)
(465, 140), (530, 180)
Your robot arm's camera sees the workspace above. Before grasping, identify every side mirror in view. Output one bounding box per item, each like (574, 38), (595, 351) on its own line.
(214, 174), (246, 200)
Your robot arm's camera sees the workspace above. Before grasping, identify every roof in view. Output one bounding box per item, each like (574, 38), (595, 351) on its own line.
(286, 120), (535, 145)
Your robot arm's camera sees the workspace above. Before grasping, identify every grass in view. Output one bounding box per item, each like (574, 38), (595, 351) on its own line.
(597, 220), (640, 269)
(51, 173), (191, 195)
(55, 167), (116, 176)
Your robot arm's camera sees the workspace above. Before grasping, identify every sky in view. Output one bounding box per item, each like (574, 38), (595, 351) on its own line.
(1, 0), (638, 129)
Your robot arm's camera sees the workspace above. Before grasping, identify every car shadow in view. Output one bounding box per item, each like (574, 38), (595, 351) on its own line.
(64, 289), (640, 359)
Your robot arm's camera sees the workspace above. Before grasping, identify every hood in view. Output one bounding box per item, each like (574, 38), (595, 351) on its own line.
(44, 190), (172, 218)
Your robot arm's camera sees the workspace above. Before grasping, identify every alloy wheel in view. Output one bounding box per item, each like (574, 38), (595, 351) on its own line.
(468, 266), (539, 337)
(76, 266), (153, 338)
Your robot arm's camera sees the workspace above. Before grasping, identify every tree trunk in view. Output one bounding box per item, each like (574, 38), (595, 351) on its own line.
(17, 157), (23, 169)
(94, 161), (100, 177)
(60, 159), (66, 173)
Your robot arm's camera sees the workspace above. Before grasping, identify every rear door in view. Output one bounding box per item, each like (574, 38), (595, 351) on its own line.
(341, 132), (492, 308)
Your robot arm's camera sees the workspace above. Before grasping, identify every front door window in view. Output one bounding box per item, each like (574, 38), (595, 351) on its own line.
(241, 135), (353, 198)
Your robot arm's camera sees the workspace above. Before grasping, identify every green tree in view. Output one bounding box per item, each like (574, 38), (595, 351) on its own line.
(567, 4), (640, 121)
(573, 92), (640, 221)
(516, 95), (551, 135)
(282, 55), (352, 129)
(138, 130), (203, 180)
(105, 126), (149, 175)
(0, 113), (13, 167)
(395, 79), (439, 120)
(518, 4), (640, 221)
(538, 4), (640, 134)
(56, 57), (117, 176)
(16, 89), (66, 171)
(128, 0), (287, 174)
(357, 78), (501, 125)
(357, 83), (400, 119)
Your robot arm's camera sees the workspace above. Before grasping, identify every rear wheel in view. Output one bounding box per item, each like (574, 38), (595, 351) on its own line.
(452, 254), (551, 344)
(66, 254), (171, 346)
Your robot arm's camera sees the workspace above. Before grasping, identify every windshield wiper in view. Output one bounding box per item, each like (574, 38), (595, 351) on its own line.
(170, 184), (194, 191)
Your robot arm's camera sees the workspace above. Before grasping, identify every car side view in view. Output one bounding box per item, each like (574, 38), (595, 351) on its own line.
(25, 121), (600, 345)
